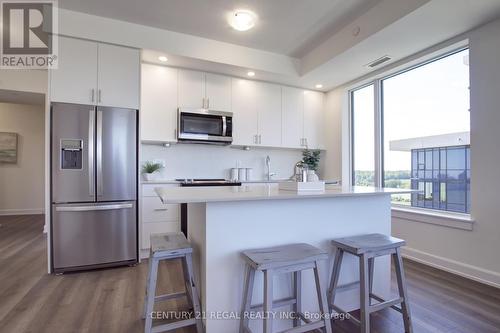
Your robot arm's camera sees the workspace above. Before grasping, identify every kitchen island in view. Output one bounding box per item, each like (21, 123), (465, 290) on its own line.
(155, 184), (412, 333)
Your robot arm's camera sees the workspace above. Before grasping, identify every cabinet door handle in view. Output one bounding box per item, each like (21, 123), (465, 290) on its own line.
(91, 89), (95, 103)
(202, 98), (206, 109)
(98, 89), (102, 103)
(207, 98), (210, 109)
(259, 134), (262, 144)
(154, 208), (168, 211)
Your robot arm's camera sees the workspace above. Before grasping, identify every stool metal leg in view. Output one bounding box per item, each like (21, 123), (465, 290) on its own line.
(313, 261), (333, 333)
(144, 257), (159, 333)
(263, 269), (274, 333)
(293, 270), (302, 327)
(328, 249), (344, 307)
(240, 264), (256, 333)
(182, 257), (194, 309)
(184, 253), (204, 333)
(143, 253), (153, 319)
(393, 248), (413, 333)
(368, 257), (375, 304)
(359, 254), (370, 333)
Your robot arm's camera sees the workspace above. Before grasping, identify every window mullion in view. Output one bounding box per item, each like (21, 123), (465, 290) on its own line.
(374, 79), (383, 188)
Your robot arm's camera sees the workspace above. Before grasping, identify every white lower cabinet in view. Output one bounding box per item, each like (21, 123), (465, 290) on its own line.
(140, 184), (180, 250)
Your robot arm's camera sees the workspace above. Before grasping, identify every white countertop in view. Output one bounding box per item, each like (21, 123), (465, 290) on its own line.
(142, 179), (341, 185)
(155, 183), (415, 204)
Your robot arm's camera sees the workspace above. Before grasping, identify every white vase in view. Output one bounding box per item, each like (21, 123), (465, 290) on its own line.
(307, 170), (319, 182)
(143, 173), (154, 181)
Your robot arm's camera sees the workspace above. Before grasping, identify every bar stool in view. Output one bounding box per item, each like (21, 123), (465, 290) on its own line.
(240, 243), (332, 333)
(143, 232), (203, 333)
(328, 233), (413, 333)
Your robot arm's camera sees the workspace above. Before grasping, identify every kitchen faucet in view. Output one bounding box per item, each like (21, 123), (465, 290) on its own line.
(266, 155), (276, 181)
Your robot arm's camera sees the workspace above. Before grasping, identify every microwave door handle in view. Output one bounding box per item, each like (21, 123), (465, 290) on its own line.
(222, 116), (227, 137)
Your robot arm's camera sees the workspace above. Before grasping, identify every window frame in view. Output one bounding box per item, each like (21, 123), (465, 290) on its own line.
(348, 45), (473, 224)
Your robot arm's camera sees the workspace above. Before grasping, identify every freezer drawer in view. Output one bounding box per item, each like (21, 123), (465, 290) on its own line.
(52, 202), (137, 272)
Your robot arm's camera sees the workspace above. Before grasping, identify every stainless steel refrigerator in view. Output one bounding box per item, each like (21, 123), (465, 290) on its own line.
(51, 102), (138, 273)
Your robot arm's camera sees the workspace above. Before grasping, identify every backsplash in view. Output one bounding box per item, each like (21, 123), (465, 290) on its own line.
(141, 143), (325, 181)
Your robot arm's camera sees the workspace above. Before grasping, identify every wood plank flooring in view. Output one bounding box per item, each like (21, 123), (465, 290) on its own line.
(1, 214), (499, 333)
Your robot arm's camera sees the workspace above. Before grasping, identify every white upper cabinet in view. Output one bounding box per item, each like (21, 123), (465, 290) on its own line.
(178, 70), (231, 111)
(97, 44), (140, 109)
(141, 64), (178, 142)
(205, 73), (231, 111)
(178, 69), (205, 108)
(282, 87), (304, 149)
(231, 78), (258, 146)
(50, 36), (98, 105)
(257, 83), (282, 147)
(303, 91), (325, 149)
(50, 36), (140, 109)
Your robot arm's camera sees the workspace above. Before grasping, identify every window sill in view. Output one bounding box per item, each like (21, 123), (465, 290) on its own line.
(391, 205), (475, 230)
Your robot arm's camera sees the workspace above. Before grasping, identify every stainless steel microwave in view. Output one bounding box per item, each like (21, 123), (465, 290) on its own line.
(178, 108), (233, 144)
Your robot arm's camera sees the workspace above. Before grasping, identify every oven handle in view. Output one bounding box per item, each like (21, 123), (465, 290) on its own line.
(222, 116), (227, 137)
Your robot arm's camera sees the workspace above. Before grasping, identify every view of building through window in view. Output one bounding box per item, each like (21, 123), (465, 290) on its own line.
(352, 48), (471, 213)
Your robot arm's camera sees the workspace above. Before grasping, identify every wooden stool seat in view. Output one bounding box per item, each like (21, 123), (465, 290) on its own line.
(328, 233), (413, 333)
(332, 233), (405, 255)
(150, 232), (192, 257)
(242, 243), (328, 270)
(240, 243), (332, 333)
(144, 232), (203, 333)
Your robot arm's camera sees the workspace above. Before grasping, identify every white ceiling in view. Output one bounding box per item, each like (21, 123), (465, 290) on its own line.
(58, 0), (379, 56)
(58, 0), (500, 90)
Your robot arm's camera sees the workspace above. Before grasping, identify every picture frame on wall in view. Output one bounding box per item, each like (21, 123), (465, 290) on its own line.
(0, 132), (18, 163)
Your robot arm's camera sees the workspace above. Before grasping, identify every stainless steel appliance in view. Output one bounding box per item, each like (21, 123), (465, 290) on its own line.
(51, 102), (138, 273)
(177, 108), (233, 144)
(178, 179), (241, 235)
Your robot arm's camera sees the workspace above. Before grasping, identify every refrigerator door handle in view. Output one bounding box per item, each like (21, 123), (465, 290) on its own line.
(55, 203), (133, 212)
(96, 109), (103, 196)
(88, 109), (95, 197)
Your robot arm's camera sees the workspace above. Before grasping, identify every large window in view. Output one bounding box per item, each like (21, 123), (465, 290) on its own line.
(351, 48), (471, 214)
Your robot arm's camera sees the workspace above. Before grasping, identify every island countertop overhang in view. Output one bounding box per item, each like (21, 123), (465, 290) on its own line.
(154, 184), (416, 204)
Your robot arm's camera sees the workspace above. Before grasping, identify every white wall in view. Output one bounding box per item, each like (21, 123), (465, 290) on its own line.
(323, 88), (346, 182)
(141, 144), (328, 181)
(0, 103), (45, 215)
(325, 17), (500, 287)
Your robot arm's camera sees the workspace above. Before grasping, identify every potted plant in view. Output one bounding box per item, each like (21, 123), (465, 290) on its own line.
(141, 161), (163, 181)
(302, 149), (321, 181)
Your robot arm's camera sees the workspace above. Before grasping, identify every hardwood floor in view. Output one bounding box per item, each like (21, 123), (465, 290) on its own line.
(1, 214), (499, 333)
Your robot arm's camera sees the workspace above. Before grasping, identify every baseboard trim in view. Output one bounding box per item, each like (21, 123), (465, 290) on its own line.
(0, 209), (45, 216)
(401, 246), (500, 289)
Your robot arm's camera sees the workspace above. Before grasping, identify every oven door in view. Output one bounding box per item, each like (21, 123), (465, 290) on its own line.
(178, 109), (233, 143)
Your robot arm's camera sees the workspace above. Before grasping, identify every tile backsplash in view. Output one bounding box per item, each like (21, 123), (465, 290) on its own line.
(141, 143), (325, 181)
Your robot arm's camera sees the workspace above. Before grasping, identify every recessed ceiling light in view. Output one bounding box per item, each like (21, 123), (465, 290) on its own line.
(315, 84), (323, 89)
(158, 56), (168, 62)
(229, 10), (257, 31)
(247, 71), (255, 77)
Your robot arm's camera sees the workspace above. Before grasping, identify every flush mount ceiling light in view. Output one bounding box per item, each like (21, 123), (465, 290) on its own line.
(229, 10), (257, 31)
(158, 56), (168, 62)
(247, 71), (255, 77)
(315, 84), (323, 89)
